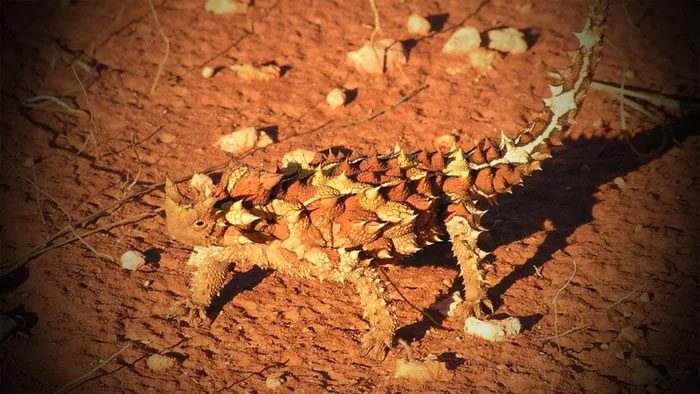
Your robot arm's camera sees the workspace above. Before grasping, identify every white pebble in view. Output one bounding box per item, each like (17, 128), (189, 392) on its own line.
(407, 13), (431, 36)
(442, 26), (481, 54)
(464, 317), (521, 341)
(487, 27), (528, 54)
(120, 250), (146, 271)
(146, 354), (174, 371)
(326, 88), (347, 108)
(639, 292), (650, 303)
(201, 66), (215, 78)
(265, 374), (285, 390)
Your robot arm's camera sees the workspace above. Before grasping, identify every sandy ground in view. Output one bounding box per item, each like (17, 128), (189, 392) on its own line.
(1, 0), (698, 392)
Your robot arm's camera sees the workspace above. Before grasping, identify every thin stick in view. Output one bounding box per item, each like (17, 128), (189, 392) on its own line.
(618, 71), (627, 133)
(22, 96), (88, 116)
(539, 324), (590, 342)
(367, 0), (382, 69)
(591, 80), (684, 110)
(332, 84), (428, 130)
(88, 0), (132, 56)
(52, 342), (131, 394)
(1, 209), (160, 274)
(551, 259), (576, 353)
(605, 284), (646, 310)
(378, 266), (441, 328)
(22, 175), (116, 263)
(71, 64), (101, 159)
(122, 133), (144, 195)
(218, 360), (288, 393)
(148, 0), (170, 95)
(30, 160), (46, 225)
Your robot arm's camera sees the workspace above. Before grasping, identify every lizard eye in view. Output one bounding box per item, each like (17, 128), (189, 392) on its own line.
(193, 220), (207, 231)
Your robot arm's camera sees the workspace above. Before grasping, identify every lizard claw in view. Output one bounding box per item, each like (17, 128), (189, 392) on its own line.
(166, 300), (211, 328)
(360, 331), (390, 361)
(449, 296), (494, 320)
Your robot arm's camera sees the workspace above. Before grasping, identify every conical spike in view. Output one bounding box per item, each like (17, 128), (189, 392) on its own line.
(164, 175), (183, 202)
(377, 249), (392, 259)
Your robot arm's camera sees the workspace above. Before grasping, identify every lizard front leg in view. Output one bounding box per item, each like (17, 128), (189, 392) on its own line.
(167, 246), (234, 325)
(445, 213), (492, 318)
(170, 245), (270, 325)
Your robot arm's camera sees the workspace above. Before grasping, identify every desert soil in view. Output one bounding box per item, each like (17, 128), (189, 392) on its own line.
(1, 0), (698, 392)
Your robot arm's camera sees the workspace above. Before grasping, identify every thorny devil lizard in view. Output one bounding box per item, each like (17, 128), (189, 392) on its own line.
(164, 1), (609, 359)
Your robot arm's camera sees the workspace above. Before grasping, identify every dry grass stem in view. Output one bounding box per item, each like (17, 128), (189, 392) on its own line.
(551, 258), (576, 353)
(148, 0), (170, 95)
(89, 0), (132, 56)
(52, 342), (132, 394)
(23, 96), (88, 116)
(71, 64), (102, 159)
(605, 284), (646, 310)
(539, 324), (590, 342)
(23, 175), (116, 263)
(378, 266), (441, 328)
(591, 80), (684, 111)
(29, 161), (47, 225)
(121, 133), (145, 196)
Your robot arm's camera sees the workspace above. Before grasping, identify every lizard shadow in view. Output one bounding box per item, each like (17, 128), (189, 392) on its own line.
(207, 266), (273, 320)
(395, 112), (698, 343)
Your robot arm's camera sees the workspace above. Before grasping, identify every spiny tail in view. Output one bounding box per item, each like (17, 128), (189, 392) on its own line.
(465, 0), (609, 199)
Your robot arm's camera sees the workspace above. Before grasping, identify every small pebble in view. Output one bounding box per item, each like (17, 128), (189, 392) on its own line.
(146, 354), (174, 371)
(619, 326), (643, 343)
(487, 27), (528, 54)
(265, 374), (285, 390)
(326, 88), (347, 108)
(613, 177), (626, 189)
(639, 292), (650, 303)
(623, 310), (634, 318)
(158, 132), (177, 144)
(407, 13), (431, 36)
(120, 250), (146, 271)
(615, 352), (626, 360)
(599, 342), (609, 349)
(201, 66), (215, 78)
(634, 224), (643, 233)
(442, 26), (481, 54)
(22, 157), (34, 168)
(143, 280), (151, 288)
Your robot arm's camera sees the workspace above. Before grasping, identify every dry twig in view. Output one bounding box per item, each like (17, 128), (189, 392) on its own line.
(551, 259), (576, 353)
(88, 0), (132, 57)
(29, 160), (46, 225)
(539, 324), (590, 342)
(147, 0), (170, 95)
(22, 96), (88, 116)
(605, 284), (646, 310)
(52, 342), (132, 394)
(71, 64), (101, 159)
(22, 175), (116, 263)
(378, 266), (441, 328)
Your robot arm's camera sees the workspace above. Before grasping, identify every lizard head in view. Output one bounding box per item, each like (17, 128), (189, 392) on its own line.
(163, 175), (225, 246)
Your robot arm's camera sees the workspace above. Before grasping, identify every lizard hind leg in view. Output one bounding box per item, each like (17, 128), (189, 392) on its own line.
(445, 206), (493, 319)
(339, 251), (398, 360)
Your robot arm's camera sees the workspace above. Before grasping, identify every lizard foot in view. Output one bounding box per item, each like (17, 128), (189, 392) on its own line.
(360, 331), (391, 361)
(166, 300), (211, 328)
(449, 296), (494, 320)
